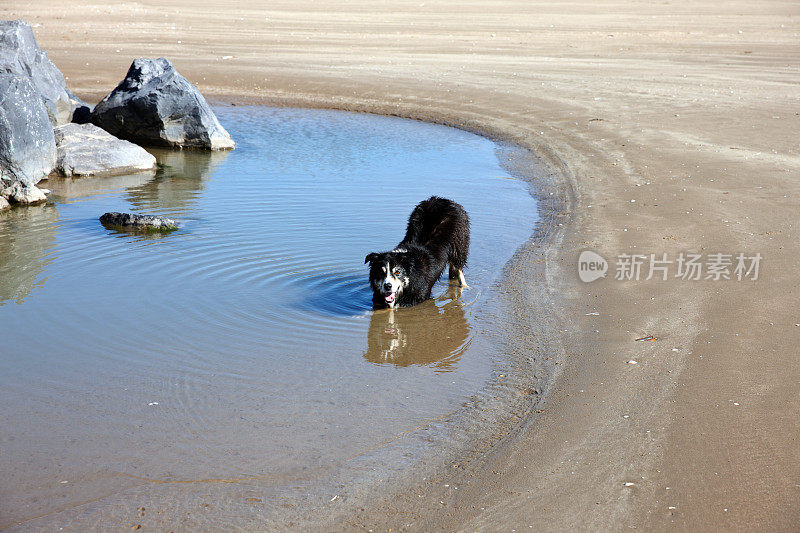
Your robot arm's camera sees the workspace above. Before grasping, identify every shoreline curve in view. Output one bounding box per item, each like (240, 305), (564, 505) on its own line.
(3, 1), (798, 529)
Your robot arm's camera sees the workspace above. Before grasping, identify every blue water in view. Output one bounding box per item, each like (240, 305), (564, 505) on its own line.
(0, 106), (538, 527)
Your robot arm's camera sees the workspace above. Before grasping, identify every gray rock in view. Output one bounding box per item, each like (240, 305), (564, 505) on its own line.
(55, 123), (156, 177)
(0, 19), (72, 126)
(0, 195), (9, 210)
(1, 182), (48, 204)
(99, 212), (178, 231)
(67, 90), (93, 124)
(91, 58), (234, 150)
(0, 73), (57, 189)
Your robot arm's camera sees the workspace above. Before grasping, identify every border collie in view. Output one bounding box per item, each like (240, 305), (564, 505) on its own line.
(365, 196), (470, 309)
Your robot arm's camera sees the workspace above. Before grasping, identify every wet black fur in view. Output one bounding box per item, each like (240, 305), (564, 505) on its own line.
(365, 196), (470, 309)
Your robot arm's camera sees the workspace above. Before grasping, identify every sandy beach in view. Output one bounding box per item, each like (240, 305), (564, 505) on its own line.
(2, 0), (798, 529)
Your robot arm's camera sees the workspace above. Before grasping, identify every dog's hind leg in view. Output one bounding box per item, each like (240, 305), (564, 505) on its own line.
(457, 269), (470, 288)
(449, 265), (470, 288)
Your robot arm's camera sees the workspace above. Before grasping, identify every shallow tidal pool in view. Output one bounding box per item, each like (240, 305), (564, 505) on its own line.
(0, 106), (538, 528)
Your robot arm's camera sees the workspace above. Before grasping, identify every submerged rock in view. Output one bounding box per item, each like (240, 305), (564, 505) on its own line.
(1, 182), (48, 205)
(99, 212), (178, 232)
(55, 123), (156, 177)
(0, 73), (57, 189)
(0, 19), (72, 126)
(91, 58), (234, 150)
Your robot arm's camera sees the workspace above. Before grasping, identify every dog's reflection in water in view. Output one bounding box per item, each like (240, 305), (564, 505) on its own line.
(363, 287), (471, 372)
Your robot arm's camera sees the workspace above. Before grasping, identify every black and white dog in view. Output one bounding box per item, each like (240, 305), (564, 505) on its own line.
(365, 196), (469, 309)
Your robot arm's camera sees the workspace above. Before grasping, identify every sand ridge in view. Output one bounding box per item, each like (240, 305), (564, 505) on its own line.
(2, 0), (798, 529)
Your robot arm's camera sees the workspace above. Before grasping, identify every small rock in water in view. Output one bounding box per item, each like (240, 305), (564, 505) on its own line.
(100, 212), (178, 232)
(1, 182), (48, 204)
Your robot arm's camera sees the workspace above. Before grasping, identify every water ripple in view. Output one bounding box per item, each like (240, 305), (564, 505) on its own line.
(0, 106), (540, 528)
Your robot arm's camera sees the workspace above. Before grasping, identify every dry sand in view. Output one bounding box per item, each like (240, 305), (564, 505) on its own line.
(2, 0), (798, 530)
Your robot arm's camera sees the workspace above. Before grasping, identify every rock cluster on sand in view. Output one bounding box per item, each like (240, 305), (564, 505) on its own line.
(92, 58), (235, 150)
(99, 212), (178, 232)
(1, 20), (233, 214)
(55, 123), (156, 177)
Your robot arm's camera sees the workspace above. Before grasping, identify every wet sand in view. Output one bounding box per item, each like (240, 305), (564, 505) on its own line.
(2, 0), (798, 529)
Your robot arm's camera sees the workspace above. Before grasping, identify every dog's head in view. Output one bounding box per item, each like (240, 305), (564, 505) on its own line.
(365, 250), (413, 308)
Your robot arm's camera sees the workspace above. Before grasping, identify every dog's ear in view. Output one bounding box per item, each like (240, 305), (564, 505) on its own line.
(364, 252), (378, 265)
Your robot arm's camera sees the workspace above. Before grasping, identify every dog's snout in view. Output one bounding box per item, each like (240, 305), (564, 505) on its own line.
(383, 282), (394, 292)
